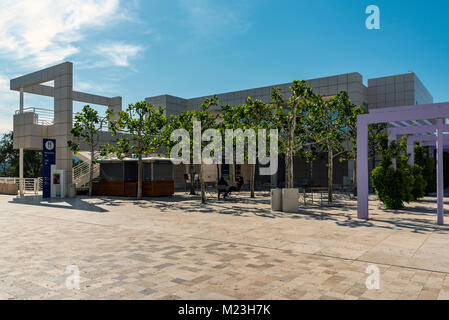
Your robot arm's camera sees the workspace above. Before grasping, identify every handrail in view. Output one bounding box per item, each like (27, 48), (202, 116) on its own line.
(72, 161), (100, 188)
(15, 107), (54, 126)
(0, 177), (42, 194)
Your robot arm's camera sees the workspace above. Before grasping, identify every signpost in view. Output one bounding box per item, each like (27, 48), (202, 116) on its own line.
(43, 139), (56, 198)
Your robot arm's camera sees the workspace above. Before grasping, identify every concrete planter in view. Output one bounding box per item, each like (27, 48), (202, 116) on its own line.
(282, 188), (299, 213)
(0, 183), (18, 195)
(271, 189), (283, 211)
(68, 184), (76, 198)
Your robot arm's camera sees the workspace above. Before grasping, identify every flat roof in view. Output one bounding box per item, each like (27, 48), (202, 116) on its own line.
(99, 157), (175, 163)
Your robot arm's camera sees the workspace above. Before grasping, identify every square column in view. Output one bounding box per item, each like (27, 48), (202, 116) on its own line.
(19, 148), (24, 196)
(108, 97), (122, 127)
(357, 117), (369, 219)
(53, 63), (73, 197)
(436, 118), (444, 225)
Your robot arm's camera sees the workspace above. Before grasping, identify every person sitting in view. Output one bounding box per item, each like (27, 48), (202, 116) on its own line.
(218, 176), (244, 199)
(217, 177), (229, 199)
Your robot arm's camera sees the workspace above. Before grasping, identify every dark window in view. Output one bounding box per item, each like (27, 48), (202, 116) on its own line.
(153, 162), (173, 181)
(124, 161), (138, 182)
(100, 163), (124, 181)
(143, 162), (152, 181)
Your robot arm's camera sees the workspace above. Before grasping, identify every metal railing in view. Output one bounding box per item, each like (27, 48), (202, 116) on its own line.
(15, 107), (54, 126)
(0, 177), (43, 194)
(15, 107), (120, 132)
(72, 161), (100, 188)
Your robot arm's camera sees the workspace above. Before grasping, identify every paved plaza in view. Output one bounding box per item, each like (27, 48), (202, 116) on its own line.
(1, 192), (449, 300)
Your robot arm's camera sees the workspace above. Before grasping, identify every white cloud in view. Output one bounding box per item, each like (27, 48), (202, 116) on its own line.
(0, 74), (14, 133)
(0, 74), (18, 113)
(0, 114), (13, 134)
(0, 0), (132, 68)
(96, 42), (143, 67)
(179, 0), (250, 37)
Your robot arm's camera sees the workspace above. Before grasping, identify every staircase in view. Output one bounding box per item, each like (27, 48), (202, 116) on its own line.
(72, 152), (100, 190)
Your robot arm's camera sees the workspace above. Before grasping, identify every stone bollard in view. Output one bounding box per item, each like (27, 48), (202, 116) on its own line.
(271, 189), (283, 211)
(282, 188), (299, 213)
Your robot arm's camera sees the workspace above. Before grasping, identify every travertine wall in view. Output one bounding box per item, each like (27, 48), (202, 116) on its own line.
(11, 62), (123, 197)
(147, 71), (433, 189)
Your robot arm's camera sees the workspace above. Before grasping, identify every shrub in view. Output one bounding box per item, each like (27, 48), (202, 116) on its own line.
(371, 137), (419, 210)
(414, 144), (436, 194)
(410, 164), (426, 201)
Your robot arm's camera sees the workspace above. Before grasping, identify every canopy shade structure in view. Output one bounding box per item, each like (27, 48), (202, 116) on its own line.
(357, 102), (449, 225)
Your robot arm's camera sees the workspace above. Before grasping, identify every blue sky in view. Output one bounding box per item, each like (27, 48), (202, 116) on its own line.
(1, 0), (449, 132)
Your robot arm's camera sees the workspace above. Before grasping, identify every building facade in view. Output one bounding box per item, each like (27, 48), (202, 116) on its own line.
(9, 62), (433, 195)
(146, 72), (433, 190)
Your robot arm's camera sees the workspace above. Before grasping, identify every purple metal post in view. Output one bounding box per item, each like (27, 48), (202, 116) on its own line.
(436, 118), (444, 225)
(357, 117), (369, 219)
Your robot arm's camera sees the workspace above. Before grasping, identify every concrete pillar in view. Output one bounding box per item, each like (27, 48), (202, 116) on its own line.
(108, 97), (122, 129)
(54, 63), (73, 197)
(19, 87), (25, 197)
(20, 87), (24, 113)
(436, 118), (444, 225)
(19, 148), (24, 196)
(357, 117), (369, 219)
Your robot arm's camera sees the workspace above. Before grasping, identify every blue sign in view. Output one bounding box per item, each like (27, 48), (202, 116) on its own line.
(43, 139), (56, 198)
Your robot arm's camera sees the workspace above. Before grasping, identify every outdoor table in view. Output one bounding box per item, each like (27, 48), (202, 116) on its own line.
(304, 187), (328, 206)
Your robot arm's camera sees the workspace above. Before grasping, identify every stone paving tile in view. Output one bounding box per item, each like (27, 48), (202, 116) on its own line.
(1, 193), (449, 299)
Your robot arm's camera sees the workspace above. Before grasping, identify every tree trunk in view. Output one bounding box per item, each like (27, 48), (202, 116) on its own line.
(328, 148), (333, 204)
(285, 149), (294, 189)
(250, 163), (255, 198)
(310, 160), (313, 183)
(285, 105), (296, 189)
(189, 164), (196, 195)
(353, 159), (357, 197)
(229, 163), (235, 185)
(200, 164), (205, 204)
(137, 155), (143, 200)
(88, 144), (94, 197)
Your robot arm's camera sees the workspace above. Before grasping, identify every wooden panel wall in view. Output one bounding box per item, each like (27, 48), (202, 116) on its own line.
(92, 180), (174, 197)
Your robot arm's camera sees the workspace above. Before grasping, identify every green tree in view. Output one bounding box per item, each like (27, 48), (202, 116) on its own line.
(371, 137), (414, 209)
(335, 97), (365, 196)
(368, 123), (389, 172)
(414, 143), (436, 194)
(102, 101), (167, 200)
(166, 110), (197, 195)
(410, 163), (426, 201)
(270, 80), (315, 189)
(221, 97), (273, 198)
(195, 97), (220, 203)
(0, 133), (14, 176)
(309, 91), (360, 204)
(0, 132), (42, 178)
(68, 105), (111, 196)
(166, 96), (220, 204)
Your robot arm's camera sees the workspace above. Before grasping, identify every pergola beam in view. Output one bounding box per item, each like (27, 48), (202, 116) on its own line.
(389, 124), (449, 136)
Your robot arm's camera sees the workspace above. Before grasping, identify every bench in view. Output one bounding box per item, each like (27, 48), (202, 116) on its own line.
(301, 186), (328, 206)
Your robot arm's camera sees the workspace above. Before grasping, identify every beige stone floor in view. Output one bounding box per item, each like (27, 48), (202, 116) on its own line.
(1, 191), (449, 300)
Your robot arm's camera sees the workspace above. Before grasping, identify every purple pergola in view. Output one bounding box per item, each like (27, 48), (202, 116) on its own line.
(357, 102), (449, 225)
(389, 124), (449, 165)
